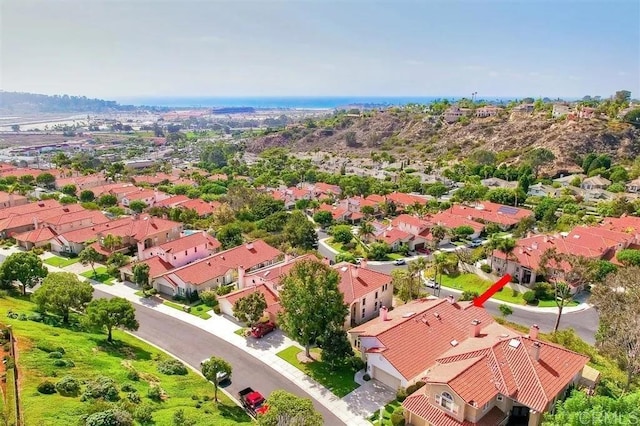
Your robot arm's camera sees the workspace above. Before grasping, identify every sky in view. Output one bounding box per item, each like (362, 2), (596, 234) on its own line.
(1, 0), (639, 100)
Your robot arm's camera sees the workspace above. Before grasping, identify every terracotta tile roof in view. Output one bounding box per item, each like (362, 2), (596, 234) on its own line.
(429, 212), (484, 232)
(601, 215), (640, 234)
(376, 227), (412, 245)
(449, 203), (532, 227)
(392, 214), (430, 230)
(387, 192), (428, 207)
(0, 204), (86, 233)
(365, 194), (386, 204)
(403, 394), (507, 426)
(43, 209), (110, 227)
(219, 283), (281, 314)
(55, 174), (106, 189)
(123, 188), (158, 201)
(90, 183), (138, 197)
(318, 204), (350, 220)
(211, 240), (283, 271)
(0, 199), (61, 221)
(333, 262), (393, 304)
(158, 232), (220, 253)
(154, 195), (190, 207)
(14, 226), (57, 243)
(56, 217), (134, 243)
(121, 256), (174, 278)
(245, 254), (316, 287)
(0, 191), (28, 205)
(171, 259), (234, 286)
(0, 168), (47, 179)
(178, 199), (220, 216)
(313, 182), (341, 194)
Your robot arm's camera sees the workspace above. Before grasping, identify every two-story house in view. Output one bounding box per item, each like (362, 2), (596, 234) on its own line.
(581, 175), (611, 190)
(137, 231), (221, 266)
(0, 191), (29, 209)
(121, 188), (169, 209)
(391, 214), (431, 250)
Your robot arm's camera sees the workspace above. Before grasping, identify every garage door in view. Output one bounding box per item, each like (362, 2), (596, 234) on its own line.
(372, 366), (401, 390)
(157, 283), (174, 296)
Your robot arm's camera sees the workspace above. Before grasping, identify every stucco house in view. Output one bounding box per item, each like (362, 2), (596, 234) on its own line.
(0, 191), (28, 209)
(581, 175), (611, 190)
(137, 231), (220, 266)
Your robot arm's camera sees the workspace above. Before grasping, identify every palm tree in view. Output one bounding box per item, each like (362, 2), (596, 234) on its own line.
(408, 257), (427, 294)
(102, 234), (123, 252)
(485, 236), (502, 270)
(358, 221), (375, 244)
(430, 225), (447, 251)
(498, 238), (516, 275)
(553, 282), (573, 332)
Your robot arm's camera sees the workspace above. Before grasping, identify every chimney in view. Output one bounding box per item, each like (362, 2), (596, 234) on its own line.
(529, 324), (539, 340)
(380, 306), (388, 321)
(246, 242), (254, 250)
(447, 295), (456, 304)
(284, 253), (292, 263)
(471, 319), (481, 338)
(532, 341), (541, 361)
(33, 217), (39, 229)
(531, 242), (538, 250)
(360, 259), (367, 269)
(237, 265), (245, 289)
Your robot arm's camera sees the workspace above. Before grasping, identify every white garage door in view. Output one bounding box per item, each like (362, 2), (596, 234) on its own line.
(372, 366), (401, 390)
(157, 283), (174, 296)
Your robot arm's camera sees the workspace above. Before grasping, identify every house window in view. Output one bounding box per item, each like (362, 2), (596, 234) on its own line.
(496, 395), (504, 402)
(362, 298), (366, 306)
(362, 308), (365, 318)
(374, 301), (378, 311)
(483, 402), (490, 412)
(375, 291), (378, 299)
(195, 247), (197, 252)
(437, 392), (455, 412)
(185, 250), (188, 255)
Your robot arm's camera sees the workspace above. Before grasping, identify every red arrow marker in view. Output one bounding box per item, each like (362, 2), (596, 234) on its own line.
(473, 274), (512, 307)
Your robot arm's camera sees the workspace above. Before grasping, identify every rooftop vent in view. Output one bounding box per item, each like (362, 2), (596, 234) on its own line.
(433, 313), (441, 319)
(402, 312), (416, 318)
(341, 266), (348, 272)
(508, 339), (521, 349)
(450, 340), (459, 347)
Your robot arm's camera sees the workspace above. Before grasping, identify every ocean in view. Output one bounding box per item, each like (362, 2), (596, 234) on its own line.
(117, 96), (517, 109)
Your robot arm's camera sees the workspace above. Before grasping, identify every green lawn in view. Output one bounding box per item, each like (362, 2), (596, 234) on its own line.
(234, 328), (247, 336)
(163, 300), (212, 320)
(0, 296), (251, 426)
(44, 256), (81, 268)
(537, 299), (579, 308)
(386, 253), (404, 261)
(276, 346), (359, 397)
(80, 266), (114, 285)
(439, 274), (578, 307)
(368, 399), (401, 425)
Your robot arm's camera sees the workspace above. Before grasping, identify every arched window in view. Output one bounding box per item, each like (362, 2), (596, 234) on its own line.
(439, 392), (454, 411)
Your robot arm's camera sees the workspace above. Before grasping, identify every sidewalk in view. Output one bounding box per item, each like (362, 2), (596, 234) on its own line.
(92, 281), (383, 425)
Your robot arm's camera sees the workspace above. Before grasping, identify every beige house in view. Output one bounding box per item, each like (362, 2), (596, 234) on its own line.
(581, 175), (611, 190)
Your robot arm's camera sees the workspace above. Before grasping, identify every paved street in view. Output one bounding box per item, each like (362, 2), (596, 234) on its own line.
(93, 289), (345, 426)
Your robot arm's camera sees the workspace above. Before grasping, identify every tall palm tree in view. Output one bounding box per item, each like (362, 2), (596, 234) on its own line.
(358, 221), (375, 244)
(498, 238), (516, 275)
(553, 282), (573, 332)
(102, 234), (123, 252)
(430, 225), (447, 251)
(408, 257), (428, 294)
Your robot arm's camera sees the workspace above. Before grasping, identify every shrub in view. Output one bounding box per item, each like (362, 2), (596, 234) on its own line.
(195, 402), (202, 409)
(157, 359), (188, 375)
(147, 385), (163, 401)
(127, 392), (141, 403)
(18, 313), (27, 321)
(346, 356), (365, 371)
(523, 291), (538, 305)
(121, 383), (136, 392)
(28, 313), (43, 322)
(37, 380), (56, 394)
(82, 376), (120, 402)
(216, 285), (233, 296)
(191, 394), (200, 400)
(48, 351), (64, 359)
(126, 370), (140, 381)
(460, 291), (479, 301)
(406, 381), (426, 395)
(55, 376), (80, 396)
(480, 264), (492, 273)
(133, 403), (155, 424)
(396, 387), (408, 402)
(36, 343), (65, 354)
(533, 283), (555, 301)
(390, 406), (406, 426)
(199, 290), (218, 307)
(85, 409), (133, 426)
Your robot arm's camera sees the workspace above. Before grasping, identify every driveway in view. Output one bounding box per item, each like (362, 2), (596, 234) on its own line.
(93, 289), (345, 426)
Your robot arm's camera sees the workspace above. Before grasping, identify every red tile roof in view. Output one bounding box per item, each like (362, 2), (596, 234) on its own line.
(211, 240), (283, 271)
(220, 283), (281, 313)
(392, 214), (430, 231)
(448, 203), (533, 227)
(601, 215), (640, 234)
(0, 204), (86, 233)
(0, 191), (28, 206)
(429, 211), (484, 233)
(56, 217), (134, 243)
(123, 188), (158, 202)
(403, 394), (507, 426)
(154, 195), (190, 208)
(386, 192), (428, 207)
(170, 258), (234, 286)
(333, 262), (392, 304)
(245, 254), (317, 287)
(0, 199), (61, 221)
(43, 209), (110, 227)
(318, 204), (350, 220)
(179, 199), (220, 216)
(377, 227), (412, 245)
(122, 256), (174, 278)
(158, 232), (220, 253)
(14, 226), (57, 244)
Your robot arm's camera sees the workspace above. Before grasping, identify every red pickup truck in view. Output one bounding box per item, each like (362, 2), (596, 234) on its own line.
(250, 321), (276, 338)
(238, 387), (268, 416)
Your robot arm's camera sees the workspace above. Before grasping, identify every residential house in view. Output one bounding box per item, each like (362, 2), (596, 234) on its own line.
(391, 214), (431, 250)
(349, 298), (593, 426)
(386, 192), (430, 212)
(0, 199), (61, 221)
(51, 217), (136, 255)
(601, 215), (640, 243)
(152, 240), (283, 297)
(428, 211), (484, 240)
(490, 226), (633, 288)
(306, 182), (342, 198)
(448, 202), (533, 230)
(177, 199), (220, 217)
(512, 104), (534, 114)
(581, 175), (611, 190)
(527, 183), (561, 198)
(121, 188), (169, 209)
(552, 104), (572, 118)
(375, 227), (414, 251)
(0, 191), (28, 209)
(443, 107), (471, 123)
(90, 183), (139, 202)
(317, 203), (353, 223)
(480, 178), (517, 190)
(0, 204), (85, 239)
(218, 283), (282, 323)
(626, 177), (640, 193)
(338, 196), (381, 217)
(552, 174), (585, 187)
(475, 106), (502, 118)
(54, 174), (107, 191)
(138, 231), (221, 265)
(154, 195), (191, 208)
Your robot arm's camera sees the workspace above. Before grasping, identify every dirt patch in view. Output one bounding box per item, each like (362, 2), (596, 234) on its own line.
(296, 351), (321, 364)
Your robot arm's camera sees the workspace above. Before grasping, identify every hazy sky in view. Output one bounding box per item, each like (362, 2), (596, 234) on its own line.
(1, 0), (639, 100)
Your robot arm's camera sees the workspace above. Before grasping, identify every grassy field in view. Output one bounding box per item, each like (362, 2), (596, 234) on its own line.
(0, 296), (251, 426)
(80, 266), (115, 285)
(276, 346), (359, 397)
(44, 256), (80, 268)
(368, 399), (401, 425)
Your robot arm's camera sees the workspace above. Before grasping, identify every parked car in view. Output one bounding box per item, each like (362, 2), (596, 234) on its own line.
(425, 278), (439, 289)
(200, 359), (231, 384)
(239, 387), (268, 416)
(467, 239), (483, 248)
(393, 259), (406, 265)
(250, 321), (276, 338)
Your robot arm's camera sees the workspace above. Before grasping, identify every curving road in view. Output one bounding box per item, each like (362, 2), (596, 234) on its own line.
(317, 232), (599, 344)
(94, 289), (344, 426)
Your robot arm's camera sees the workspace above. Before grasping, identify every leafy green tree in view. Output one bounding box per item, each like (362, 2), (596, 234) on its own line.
(128, 200), (147, 213)
(592, 266), (640, 390)
(172, 409), (195, 426)
(79, 246), (101, 277)
(367, 242), (390, 260)
(36, 172), (56, 189)
(332, 225), (353, 244)
(32, 272), (93, 323)
(79, 189), (95, 202)
(279, 260), (348, 358)
(132, 263), (151, 295)
(453, 225), (474, 239)
(258, 390), (323, 426)
(425, 182), (448, 198)
(358, 221), (375, 243)
(61, 184), (77, 196)
(98, 194), (118, 207)
(233, 292), (267, 325)
(497, 238), (516, 272)
(216, 223), (244, 249)
(283, 211), (317, 250)
(616, 249), (640, 266)
(84, 297), (139, 343)
(313, 210), (333, 228)
(624, 108), (640, 126)
(0, 251), (48, 295)
(201, 357), (232, 402)
(319, 327), (354, 370)
(430, 225), (447, 250)
(251, 196), (284, 220)
(543, 389), (640, 425)
(392, 269), (420, 303)
(525, 148), (555, 178)
(102, 234), (123, 252)
(498, 304), (513, 318)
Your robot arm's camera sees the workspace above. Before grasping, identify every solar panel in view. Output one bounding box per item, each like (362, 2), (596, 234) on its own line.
(498, 205), (520, 215)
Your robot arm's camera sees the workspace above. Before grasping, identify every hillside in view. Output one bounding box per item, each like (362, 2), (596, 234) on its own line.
(0, 91), (136, 114)
(245, 109), (640, 174)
